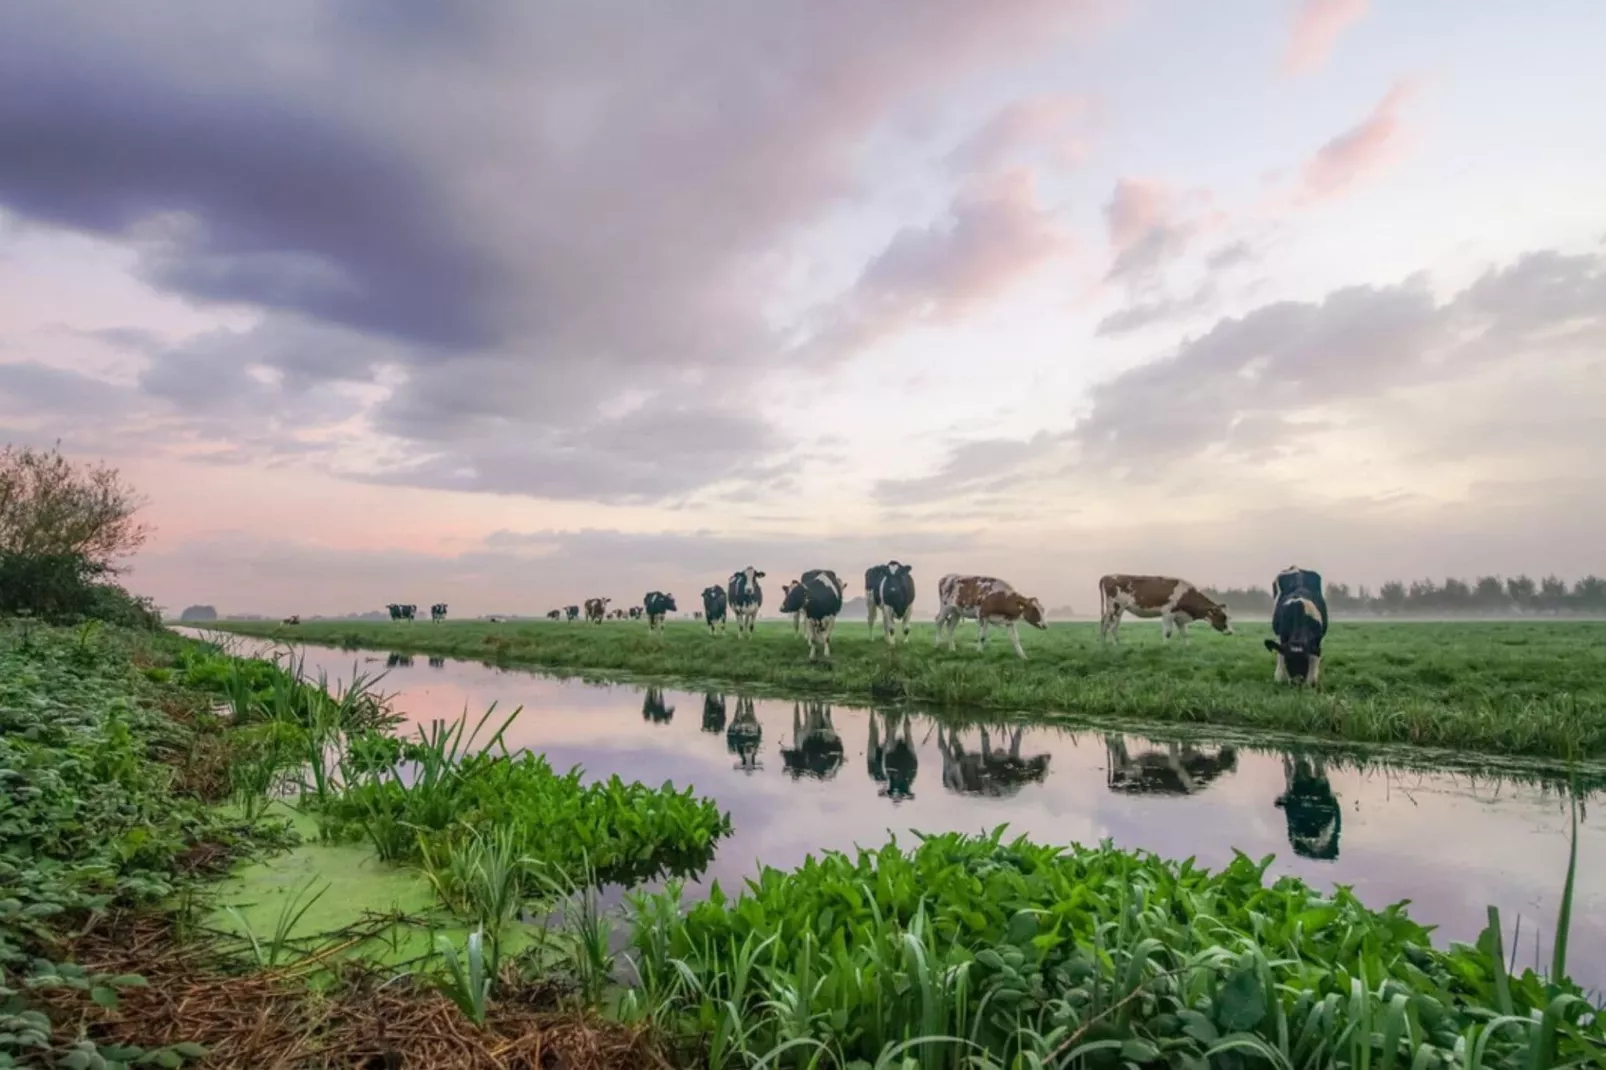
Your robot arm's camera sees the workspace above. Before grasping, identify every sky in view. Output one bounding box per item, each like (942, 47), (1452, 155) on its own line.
(2, 0), (1603, 618)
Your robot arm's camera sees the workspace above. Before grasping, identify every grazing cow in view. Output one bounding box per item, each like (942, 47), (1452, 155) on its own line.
(1266, 566), (1328, 685)
(546, 609), (561, 620)
(564, 605), (580, 622)
(1276, 755), (1341, 860)
(643, 591), (677, 631)
(727, 567), (765, 638)
(779, 701), (844, 780)
(628, 606), (643, 620)
(936, 724), (1049, 798)
(281, 614), (300, 625)
(726, 696), (763, 773)
(641, 686), (675, 725)
(701, 692), (728, 734)
(1098, 574), (1231, 643)
(386, 603), (400, 620)
(584, 597), (610, 624)
(934, 574), (1046, 659)
(1104, 736), (1238, 796)
(701, 585), (728, 633)
(386, 603), (417, 622)
(866, 561), (916, 644)
(693, 611), (702, 620)
(780, 570), (844, 659)
(431, 603), (448, 622)
(866, 711), (918, 802)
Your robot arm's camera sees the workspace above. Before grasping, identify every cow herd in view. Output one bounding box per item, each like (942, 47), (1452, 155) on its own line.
(371, 563), (1330, 684)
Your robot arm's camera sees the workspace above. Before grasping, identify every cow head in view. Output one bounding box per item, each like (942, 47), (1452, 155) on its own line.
(890, 560), (911, 578)
(660, 593), (677, 612)
(779, 581), (806, 615)
(1019, 595), (1047, 629)
(1264, 602), (1323, 683)
(1206, 603), (1233, 635)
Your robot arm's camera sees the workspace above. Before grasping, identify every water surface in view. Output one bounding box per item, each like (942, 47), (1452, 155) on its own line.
(193, 633), (1604, 990)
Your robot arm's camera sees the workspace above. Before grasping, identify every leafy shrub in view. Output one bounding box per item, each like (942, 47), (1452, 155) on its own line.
(627, 828), (1604, 1069)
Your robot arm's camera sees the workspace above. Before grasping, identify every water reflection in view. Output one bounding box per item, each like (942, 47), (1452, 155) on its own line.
(642, 686), (675, 725)
(386, 652), (414, 668)
(867, 711), (918, 802)
(1277, 755), (1343, 861)
(726, 696), (763, 773)
(173, 630), (1606, 990)
(937, 724), (1051, 798)
(780, 701), (845, 781)
(428, 656), (446, 669)
(1105, 736), (1239, 797)
(701, 692), (727, 734)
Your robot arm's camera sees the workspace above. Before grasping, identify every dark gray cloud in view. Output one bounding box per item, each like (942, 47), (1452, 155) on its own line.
(0, 0), (1104, 500)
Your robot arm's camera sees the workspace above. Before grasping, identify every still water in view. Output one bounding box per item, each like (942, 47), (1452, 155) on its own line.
(195, 634), (1605, 990)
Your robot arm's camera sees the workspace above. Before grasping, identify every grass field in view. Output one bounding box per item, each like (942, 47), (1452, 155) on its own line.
(201, 616), (1606, 762)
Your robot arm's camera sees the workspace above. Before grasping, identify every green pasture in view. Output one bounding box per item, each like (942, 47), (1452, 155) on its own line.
(204, 617), (1606, 762)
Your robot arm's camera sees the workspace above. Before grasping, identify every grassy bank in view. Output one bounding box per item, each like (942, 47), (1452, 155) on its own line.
(204, 618), (1606, 762)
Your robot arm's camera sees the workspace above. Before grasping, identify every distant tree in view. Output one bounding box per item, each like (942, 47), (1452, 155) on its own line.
(1440, 577), (1472, 611)
(1537, 575), (1569, 614)
(179, 604), (219, 622)
(1378, 581), (1406, 614)
(1327, 582), (1361, 613)
(1407, 579), (1439, 611)
(1472, 576), (1507, 611)
(1572, 575), (1606, 613)
(1506, 575), (1536, 611)
(0, 442), (149, 567)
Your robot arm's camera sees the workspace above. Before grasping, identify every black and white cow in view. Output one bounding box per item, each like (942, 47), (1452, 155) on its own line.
(564, 605), (580, 622)
(431, 603), (448, 622)
(780, 581), (803, 634)
(780, 569), (844, 659)
(584, 597), (611, 624)
(726, 696), (762, 773)
(779, 701), (844, 780)
(701, 585), (728, 634)
(643, 591), (677, 631)
(546, 609), (561, 620)
(727, 567), (765, 638)
(865, 561), (916, 644)
(1266, 566), (1329, 686)
(387, 603), (418, 622)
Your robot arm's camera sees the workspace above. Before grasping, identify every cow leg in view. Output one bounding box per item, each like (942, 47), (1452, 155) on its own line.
(868, 599), (878, 635)
(900, 609), (911, 643)
(1175, 615), (1190, 641)
(1274, 652), (1289, 683)
(1008, 621), (1026, 659)
(1308, 655), (1321, 688)
(823, 616), (835, 658)
(1104, 607), (1123, 644)
(976, 618), (988, 651)
(882, 605), (895, 645)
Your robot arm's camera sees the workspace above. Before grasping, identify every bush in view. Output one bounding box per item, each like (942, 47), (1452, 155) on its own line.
(0, 551), (159, 627)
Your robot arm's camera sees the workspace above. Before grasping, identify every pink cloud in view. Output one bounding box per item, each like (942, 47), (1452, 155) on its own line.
(1282, 0), (1368, 77)
(948, 94), (1093, 173)
(1101, 179), (1223, 283)
(1299, 80), (1417, 202)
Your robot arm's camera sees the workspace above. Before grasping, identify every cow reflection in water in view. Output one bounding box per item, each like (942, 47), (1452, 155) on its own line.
(427, 656), (445, 669)
(867, 711), (918, 801)
(1276, 755), (1341, 860)
(1104, 736), (1238, 796)
(641, 686), (675, 725)
(726, 696), (763, 773)
(780, 701), (845, 781)
(386, 652), (413, 668)
(701, 692), (727, 734)
(937, 724), (1049, 798)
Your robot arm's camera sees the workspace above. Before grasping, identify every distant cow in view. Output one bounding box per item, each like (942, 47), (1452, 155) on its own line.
(584, 597), (611, 624)
(934, 574), (1046, 659)
(628, 606), (643, 620)
(643, 591), (677, 631)
(564, 605), (580, 622)
(701, 585), (728, 634)
(866, 561), (916, 644)
(386, 603), (417, 622)
(431, 603), (448, 622)
(546, 609), (561, 620)
(727, 567), (765, 638)
(1266, 566), (1328, 685)
(780, 570), (845, 659)
(1097, 574), (1232, 643)
(780, 581), (802, 634)
(281, 614), (300, 625)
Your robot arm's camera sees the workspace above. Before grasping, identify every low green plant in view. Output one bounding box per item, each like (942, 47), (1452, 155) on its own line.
(435, 927), (494, 1027)
(626, 826), (1604, 1069)
(222, 874), (331, 968)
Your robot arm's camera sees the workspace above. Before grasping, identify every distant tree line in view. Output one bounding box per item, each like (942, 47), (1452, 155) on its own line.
(1204, 575), (1606, 617)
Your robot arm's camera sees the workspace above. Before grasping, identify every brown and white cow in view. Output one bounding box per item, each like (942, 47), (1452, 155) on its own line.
(583, 596), (611, 624)
(1097, 574), (1232, 643)
(934, 574), (1047, 659)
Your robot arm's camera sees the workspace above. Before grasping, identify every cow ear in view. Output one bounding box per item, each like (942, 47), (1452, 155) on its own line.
(756, 570), (766, 577)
